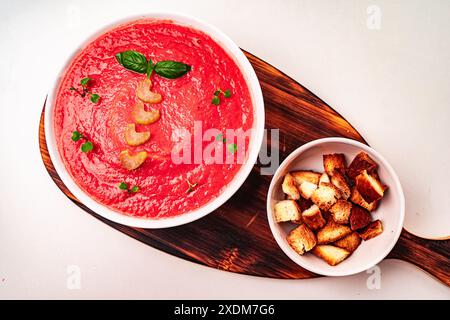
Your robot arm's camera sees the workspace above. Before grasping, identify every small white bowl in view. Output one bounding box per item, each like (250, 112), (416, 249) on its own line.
(267, 137), (405, 276)
(45, 13), (264, 229)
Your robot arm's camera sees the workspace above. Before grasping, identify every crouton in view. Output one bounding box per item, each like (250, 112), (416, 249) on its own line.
(371, 170), (381, 181)
(350, 205), (372, 230)
(329, 199), (352, 224)
(355, 170), (387, 203)
(287, 224), (317, 255)
(350, 187), (379, 212)
(274, 200), (302, 223)
(331, 170), (351, 200)
(291, 170), (321, 185)
(347, 151), (378, 179)
(319, 172), (330, 184)
(299, 181), (317, 199)
(317, 219), (352, 244)
(359, 220), (383, 240)
(334, 232), (361, 252)
(312, 245), (350, 266)
(311, 182), (341, 211)
(282, 173), (300, 200)
(323, 153), (347, 176)
(302, 205), (326, 230)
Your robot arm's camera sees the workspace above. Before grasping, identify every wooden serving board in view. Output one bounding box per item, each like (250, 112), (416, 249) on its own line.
(39, 51), (450, 285)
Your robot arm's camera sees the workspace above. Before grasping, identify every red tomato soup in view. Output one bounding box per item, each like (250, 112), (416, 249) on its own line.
(53, 19), (254, 218)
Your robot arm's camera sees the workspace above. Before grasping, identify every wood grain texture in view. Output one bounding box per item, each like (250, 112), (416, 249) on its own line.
(387, 230), (449, 286)
(39, 50), (449, 284)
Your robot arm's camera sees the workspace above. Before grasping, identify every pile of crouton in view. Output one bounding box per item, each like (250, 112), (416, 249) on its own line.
(274, 151), (387, 266)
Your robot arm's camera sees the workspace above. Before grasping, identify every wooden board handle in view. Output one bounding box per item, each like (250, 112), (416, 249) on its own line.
(388, 229), (450, 286)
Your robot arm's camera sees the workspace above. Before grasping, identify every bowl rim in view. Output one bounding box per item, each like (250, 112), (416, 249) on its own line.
(266, 137), (405, 276)
(45, 12), (265, 228)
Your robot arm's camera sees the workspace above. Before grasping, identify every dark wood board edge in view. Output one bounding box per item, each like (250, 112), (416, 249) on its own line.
(242, 50), (368, 145)
(388, 229), (450, 286)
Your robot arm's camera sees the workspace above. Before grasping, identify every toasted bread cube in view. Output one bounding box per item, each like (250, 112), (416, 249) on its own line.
(274, 200), (302, 223)
(329, 200), (352, 224)
(323, 153), (347, 176)
(319, 173), (330, 184)
(312, 245), (350, 266)
(331, 170), (351, 200)
(347, 151), (378, 180)
(355, 170), (387, 203)
(359, 220), (383, 240)
(291, 170), (321, 186)
(334, 232), (361, 252)
(311, 182), (341, 211)
(317, 219), (352, 244)
(302, 205), (326, 230)
(299, 181), (318, 200)
(287, 224), (317, 255)
(282, 173), (300, 200)
(350, 187), (379, 212)
(350, 205), (372, 230)
(371, 170), (381, 181)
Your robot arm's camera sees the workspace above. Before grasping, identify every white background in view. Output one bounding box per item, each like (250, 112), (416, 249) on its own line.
(0, 0), (449, 299)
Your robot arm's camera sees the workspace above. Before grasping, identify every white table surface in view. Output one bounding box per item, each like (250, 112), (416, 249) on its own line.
(0, 0), (449, 299)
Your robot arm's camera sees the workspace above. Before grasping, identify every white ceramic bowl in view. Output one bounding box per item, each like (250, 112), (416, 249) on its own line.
(45, 13), (265, 228)
(267, 138), (405, 276)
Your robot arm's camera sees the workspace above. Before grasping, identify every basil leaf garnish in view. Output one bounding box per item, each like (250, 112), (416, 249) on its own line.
(146, 59), (154, 78)
(90, 93), (100, 103)
(115, 50), (148, 74)
(80, 77), (91, 87)
(154, 60), (191, 79)
(212, 96), (220, 105)
(115, 53), (123, 65)
(227, 143), (237, 154)
(81, 141), (94, 153)
(119, 182), (128, 190)
(71, 131), (82, 142)
(115, 51), (191, 79)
